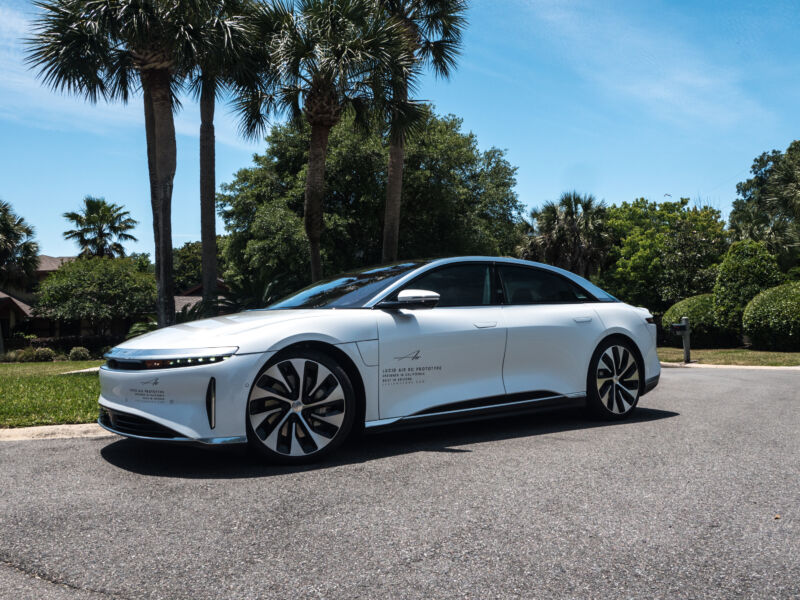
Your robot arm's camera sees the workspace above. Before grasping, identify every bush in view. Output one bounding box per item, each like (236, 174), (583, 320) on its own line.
(33, 347), (56, 362)
(743, 282), (800, 351)
(712, 240), (783, 335)
(17, 347), (36, 362)
(1, 350), (20, 362)
(69, 346), (91, 361)
(662, 294), (738, 348)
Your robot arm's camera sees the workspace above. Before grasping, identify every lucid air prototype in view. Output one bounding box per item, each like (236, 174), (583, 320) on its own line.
(99, 257), (660, 463)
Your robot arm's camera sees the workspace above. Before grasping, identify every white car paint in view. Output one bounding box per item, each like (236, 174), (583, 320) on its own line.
(98, 256), (660, 445)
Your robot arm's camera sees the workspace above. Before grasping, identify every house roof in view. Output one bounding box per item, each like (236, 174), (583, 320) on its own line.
(0, 290), (33, 317)
(175, 295), (203, 312)
(37, 255), (74, 272)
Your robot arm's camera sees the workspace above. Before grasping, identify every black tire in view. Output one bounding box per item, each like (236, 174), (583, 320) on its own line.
(586, 337), (642, 420)
(246, 349), (357, 464)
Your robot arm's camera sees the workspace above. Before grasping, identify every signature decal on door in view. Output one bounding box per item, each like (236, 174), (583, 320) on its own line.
(381, 364), (443, 386)
(394, 349), (422, 361)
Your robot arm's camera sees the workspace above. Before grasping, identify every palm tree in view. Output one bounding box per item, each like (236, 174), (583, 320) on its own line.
(378, 0), (466, 263)
(519, 191), (610, 279)
(28, 0), (213, 326)
(63, 196), (138, 257)
(0, 200), (39, 288)
(188, 0), (254, 303)
(238, 0), (414, 281)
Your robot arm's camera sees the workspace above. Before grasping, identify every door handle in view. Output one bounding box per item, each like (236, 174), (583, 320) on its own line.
(473, 321), (497, 328)
(573, 316), (592, 323)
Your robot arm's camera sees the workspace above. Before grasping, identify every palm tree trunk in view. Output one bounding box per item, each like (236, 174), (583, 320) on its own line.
(199, 79), (217, 303)
(304, 124), (331, 282)
(382, 133), (405, 263)
(141, 70), (176, 327)
(382, 81), (409, 263)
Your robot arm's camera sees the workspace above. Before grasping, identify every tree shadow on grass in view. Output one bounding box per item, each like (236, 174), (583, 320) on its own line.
(99, 406), (679, 479)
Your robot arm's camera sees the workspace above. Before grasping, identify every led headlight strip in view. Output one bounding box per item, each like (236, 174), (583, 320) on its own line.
(104, 347), (238, 371)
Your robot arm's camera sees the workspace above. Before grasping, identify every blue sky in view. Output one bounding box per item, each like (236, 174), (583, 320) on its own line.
(1, 0), (799, 257)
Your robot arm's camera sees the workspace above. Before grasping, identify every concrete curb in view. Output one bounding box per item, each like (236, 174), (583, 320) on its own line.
(59, 366), (101, 375)
(0, 423), (112, 442)
(660, 361), (800, 371)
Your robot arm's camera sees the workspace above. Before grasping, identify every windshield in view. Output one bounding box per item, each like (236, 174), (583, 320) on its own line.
(267, 262), (425, 309)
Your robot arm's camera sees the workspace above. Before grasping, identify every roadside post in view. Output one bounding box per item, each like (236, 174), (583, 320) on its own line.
(669, 316), (692, 363)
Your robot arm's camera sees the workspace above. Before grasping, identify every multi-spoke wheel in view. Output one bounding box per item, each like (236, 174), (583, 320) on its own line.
(246, 350), (356, 463)
(586, 339), (641, 419)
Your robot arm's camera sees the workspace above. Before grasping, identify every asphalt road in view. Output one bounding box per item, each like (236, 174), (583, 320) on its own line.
(1, 368), (799, 599)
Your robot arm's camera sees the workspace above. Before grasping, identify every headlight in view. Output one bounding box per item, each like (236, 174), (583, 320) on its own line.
(104, 347), (238, 370)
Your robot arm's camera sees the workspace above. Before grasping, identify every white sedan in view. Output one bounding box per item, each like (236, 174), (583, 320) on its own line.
(99, 257), (660, 463)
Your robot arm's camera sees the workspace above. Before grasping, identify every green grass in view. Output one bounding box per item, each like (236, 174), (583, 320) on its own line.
(0, 360), (104, 428)
(658, 347), (800, 367)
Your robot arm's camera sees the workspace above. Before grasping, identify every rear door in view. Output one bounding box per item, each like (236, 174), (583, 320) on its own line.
(498, 265), (606, 397)
(376, 263), (507, 419)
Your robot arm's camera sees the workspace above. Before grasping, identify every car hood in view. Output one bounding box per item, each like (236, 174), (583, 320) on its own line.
(114, 309), (379, 355)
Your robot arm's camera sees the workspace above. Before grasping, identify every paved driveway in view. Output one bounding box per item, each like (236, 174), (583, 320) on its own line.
(1, 368), (798, 599)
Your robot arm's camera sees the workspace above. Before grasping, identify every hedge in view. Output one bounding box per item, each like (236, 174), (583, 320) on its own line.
(743, 282), (800, 351)
(662, 294), (737, 348)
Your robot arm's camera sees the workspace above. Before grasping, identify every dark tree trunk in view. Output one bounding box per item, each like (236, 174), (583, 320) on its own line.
(382, 134), (405, 262)
(141, 69), (176, 327)
(304, 123), (331, 282)
(199, 79), (217, 303)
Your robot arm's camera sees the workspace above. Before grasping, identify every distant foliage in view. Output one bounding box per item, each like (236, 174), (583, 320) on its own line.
(34, 347), (55, 362)
(69, 346), (91, 361)
(0, 200), (39, 287)
(219, 108), (524, 300)
(662, 294), (737, 348)
(36, 257), (156, 335)
(712, 241), (783, 334)
(743, 282), (800, 351)
(172, 239), (227, 293)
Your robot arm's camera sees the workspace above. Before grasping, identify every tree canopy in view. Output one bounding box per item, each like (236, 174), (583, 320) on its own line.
(63, 196), (138, 257)
(0, 200), (39, 288)
(218, 107), (524, 300)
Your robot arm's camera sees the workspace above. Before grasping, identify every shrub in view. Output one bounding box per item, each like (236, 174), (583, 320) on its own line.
(662, 294), (738, 348)
(743, 282), (800, 351)
(17, 347), (36, 362)
(1, 350), (20, 362)
(33, 347), (56, 362)
(712, 240), (783, 335)
(69, 346), (91, 361)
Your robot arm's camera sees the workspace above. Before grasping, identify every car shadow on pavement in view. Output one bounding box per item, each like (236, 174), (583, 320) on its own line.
(99, 406), (678, 479)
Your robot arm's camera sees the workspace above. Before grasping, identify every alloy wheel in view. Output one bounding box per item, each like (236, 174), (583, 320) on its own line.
(595, 345), (640, 415)
(248, 358), (346, 457)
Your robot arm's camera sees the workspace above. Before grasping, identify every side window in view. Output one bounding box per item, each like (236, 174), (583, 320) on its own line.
(498, 266), (591, 304)
(402, 264), (492, 308)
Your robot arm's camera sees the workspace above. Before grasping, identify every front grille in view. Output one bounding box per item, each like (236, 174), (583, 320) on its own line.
(99, 407), (182, 439)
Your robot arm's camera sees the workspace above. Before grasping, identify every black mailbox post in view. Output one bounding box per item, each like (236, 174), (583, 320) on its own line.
(670, 316), (691, 363)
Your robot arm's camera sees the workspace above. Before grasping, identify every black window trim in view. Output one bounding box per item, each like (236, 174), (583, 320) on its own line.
(495, 263), (599, 306)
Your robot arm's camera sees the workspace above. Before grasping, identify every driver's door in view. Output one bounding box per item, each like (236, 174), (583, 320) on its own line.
(375, 263), (507, 419)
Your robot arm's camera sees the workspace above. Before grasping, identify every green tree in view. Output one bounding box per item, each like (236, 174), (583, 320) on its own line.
(713, 240), (783, 334)
(237, 0), (414, 281)
(597, 198), (728, 312)
(729, 142), (800, 268)
(172, 238), (228, 293)
(218, 108), (523, 302)
(63, 196), (138, 257)
(35, 257), (157, 336)
(378, 0), (467, 263)
(518, 192), (609, 279)
(0, 200), (39, 288)
(28, 0), (222, 327)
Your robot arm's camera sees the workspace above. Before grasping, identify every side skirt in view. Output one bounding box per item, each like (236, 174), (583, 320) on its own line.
(365, 393), (587, 433)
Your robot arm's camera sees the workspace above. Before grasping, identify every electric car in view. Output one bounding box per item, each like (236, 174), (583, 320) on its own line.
(99, 257), (660, 463)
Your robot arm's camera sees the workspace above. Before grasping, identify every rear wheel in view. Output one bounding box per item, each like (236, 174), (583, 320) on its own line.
(586, 338), (641, 420)
(246, 350), (356, 464)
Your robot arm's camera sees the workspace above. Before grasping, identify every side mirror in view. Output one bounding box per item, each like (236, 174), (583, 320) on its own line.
(376, 289), (440, 310)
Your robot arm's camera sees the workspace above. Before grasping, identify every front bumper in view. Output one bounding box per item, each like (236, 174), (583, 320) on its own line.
(98, 352), (271, 443)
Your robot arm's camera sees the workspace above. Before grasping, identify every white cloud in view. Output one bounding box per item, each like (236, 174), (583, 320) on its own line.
(522, 0), (767, 128)
(0, 1), (261, 150)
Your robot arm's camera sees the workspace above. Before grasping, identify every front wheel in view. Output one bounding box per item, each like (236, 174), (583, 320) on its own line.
(246, 350), (356, 464)
(586, 339), (642, 420)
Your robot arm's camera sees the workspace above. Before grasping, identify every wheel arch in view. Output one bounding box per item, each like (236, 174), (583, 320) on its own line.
(269, 340), (367, 429)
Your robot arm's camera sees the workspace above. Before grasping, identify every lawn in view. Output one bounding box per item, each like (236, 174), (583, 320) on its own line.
(0, 360), (104, 428)
(658, 347), (800, 367)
